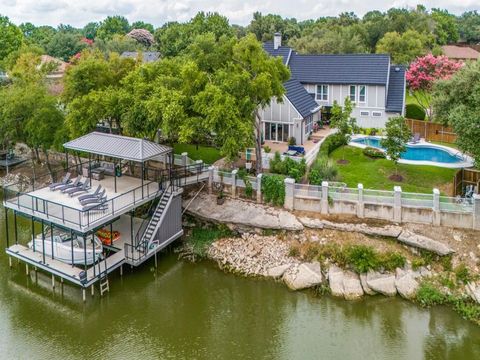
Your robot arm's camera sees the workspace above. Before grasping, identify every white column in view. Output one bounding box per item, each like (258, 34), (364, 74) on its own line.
(181, 152), (188, 168)
(231, 169), (238, 198)
(321, 181), (329, 214)
(394, 186), (402, 223)
(433, 188), (440, 226)
(284, 178), (295, 210)
(357, 183), (364, 218)
(256, 174), (262, 203)
(474, 194), (480, 230)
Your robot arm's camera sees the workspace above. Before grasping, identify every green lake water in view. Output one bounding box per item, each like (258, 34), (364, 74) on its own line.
(0, 192), (480, 359)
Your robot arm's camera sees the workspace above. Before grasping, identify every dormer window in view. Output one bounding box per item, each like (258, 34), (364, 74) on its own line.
(316, 84), (328, 101)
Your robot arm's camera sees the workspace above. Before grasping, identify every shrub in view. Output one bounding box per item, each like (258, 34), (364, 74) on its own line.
(416, 282), (446, 307)
(269, 152), (306, 182)
(405, 103), (426, 120)
(187, 225), (233, 257)
(289, 245), (300, 258)
(455, 264), (473, 285)
(345, 245), (379, 273)
(303, 243), (320, 261)
(380, 252), (406, 271)
(412, 258), (425, 270)
(451, 298), (480, 323)
(263, 146), (271, 153)
(308, 156), (338, 185)
(261, 174), (285, 206)
(441, 255), (453, 272)
(288, 137), (296, 146)
(318, 133), (348, 157)
(362, 146), (386, 159)
(237, 168), (253, 198)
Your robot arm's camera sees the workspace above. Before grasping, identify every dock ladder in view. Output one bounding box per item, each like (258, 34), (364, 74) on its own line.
(98, 251), (110, 296)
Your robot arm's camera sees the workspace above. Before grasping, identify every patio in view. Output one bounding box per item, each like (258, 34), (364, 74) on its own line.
(263, 126), (332, 155)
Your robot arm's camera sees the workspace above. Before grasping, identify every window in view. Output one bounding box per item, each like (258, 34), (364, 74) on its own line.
(305, 116), (314, 134)
(349, 85), (356, 102)
(264, 122), (290, 142)
(316, 85), (328, 101)
(360, 111), (369, 116)
(372, 111), (382, 117)
(359, 85), (366, 103)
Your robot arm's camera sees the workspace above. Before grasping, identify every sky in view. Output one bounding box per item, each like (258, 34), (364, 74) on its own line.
(0, 0), (478, 28)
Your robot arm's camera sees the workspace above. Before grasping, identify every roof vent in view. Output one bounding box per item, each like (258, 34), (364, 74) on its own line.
(273, 32), (282, 50)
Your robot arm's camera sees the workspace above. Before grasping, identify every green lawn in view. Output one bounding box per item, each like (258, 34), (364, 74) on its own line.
(330, 146), (456, 194)
(173, 143), (222, 164)
(430, 141), (459, 150)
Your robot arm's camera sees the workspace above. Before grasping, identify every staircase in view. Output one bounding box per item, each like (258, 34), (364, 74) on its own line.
(136, 187), (173, 255)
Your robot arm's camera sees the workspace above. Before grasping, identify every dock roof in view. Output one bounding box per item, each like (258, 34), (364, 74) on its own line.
(64, 132), (171, 162)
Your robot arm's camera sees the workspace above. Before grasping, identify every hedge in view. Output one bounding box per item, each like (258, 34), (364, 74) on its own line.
(406, 103), (426, 120)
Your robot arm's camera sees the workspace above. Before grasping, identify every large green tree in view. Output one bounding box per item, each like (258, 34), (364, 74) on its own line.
(376, 30), (429, 64)
(0, 15), (24, 64)
(432, 61), (480, 166)
(330, 98), (357, 161)
(46, 31), (86, 61)
(458, 11), (480, 44)
(96, 16), (131, 40)
(431, 9), (459, 45)
(380, 116), (411, 178)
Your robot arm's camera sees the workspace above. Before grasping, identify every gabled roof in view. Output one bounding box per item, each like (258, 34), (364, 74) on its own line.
(284, 79), (319, 118)
(120, 51), (160, 63)
(289, 54), (390, 85)
(263, 41), (293, 65)
(442, 45), (480, 60)
(64, 132), (171, 162)
(386, 66), (406, 113)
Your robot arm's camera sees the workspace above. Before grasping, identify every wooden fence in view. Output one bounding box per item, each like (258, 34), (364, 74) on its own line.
(454, 168), (480, 196)
(405, 118), (457, 143)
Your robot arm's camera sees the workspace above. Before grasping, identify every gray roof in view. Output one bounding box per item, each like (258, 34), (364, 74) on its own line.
(263, 42), (292, 65)
(64, 132), (171, 162)
(284, 79), (319, 118)
(386, 66), (406, 113)
(289, 54), (391, 85)
(120, 51), (160, 63)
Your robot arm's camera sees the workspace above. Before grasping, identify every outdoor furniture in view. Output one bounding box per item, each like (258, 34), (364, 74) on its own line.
(80, 195), (107, 206)
(411, 133), (421, 144)
(285, 150), (298, 156)
(49, 173), (71, 191)
(60, 176), (84, 193)
(78, 185), (102, 201)
(66, 178), (91, 196)
(288, 145), (306, 155)
(82, 203), (109, 212)
(79, 189), (106, 206)
(91, 168), (105, 181)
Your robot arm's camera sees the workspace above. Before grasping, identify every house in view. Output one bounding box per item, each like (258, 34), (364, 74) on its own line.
(40, 55), (68, 79)
(120, 51), (160, 63)
(442, 45), (480, 61)
(261, 33), (406, 144)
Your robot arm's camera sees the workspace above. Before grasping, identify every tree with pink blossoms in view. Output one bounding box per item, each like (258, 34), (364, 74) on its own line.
(406, 54), (463, 121)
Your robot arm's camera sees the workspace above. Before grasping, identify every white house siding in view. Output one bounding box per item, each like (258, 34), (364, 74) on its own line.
(302, 83), (396, 128)
(260, 96), (303, 143)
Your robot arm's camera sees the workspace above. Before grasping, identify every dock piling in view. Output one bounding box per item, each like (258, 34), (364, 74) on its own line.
(51, 274), (55, 289)
(91, 285), (95, 296)
(82, 289), (86, 302)
(8, 257), (12, 268)
(25, 264), (29, 276)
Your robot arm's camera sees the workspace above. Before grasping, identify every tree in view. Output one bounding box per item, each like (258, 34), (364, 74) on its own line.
(20, 24), (56, 50)
(376, 30), (428, 64)
(46, 31), (86, 61)
(406, 54), (463, 120)
(329, 98), (357, 161)
(0, 15), (24, 64)
(247, 12), (300, 42)
(432, 61), (480, 166)
(458, 11), (480, 44)
(431, 9), (459, 45)
(131, 21), (154, 34)
(96, 16), (130, 40)
(82, 22), (99, 40)
(94, 34), (142, 54)
(380, 116), (411, 179)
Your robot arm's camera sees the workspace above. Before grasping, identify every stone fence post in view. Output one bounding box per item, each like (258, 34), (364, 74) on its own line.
(231, 169), (238, 198)
(256, 174), (262, 203)
(208, 166), (214, 194)
(474, 194), (480, 230)
(393, 186), (402, 223)
(321, 181), (329, 215)
(357, 183), (364, 218)
(181, 152), (188, 168)
(284, 178), (295, 210)
(433, 188), (440, 226)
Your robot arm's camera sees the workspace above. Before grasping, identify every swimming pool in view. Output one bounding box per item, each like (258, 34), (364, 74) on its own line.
(350, 136), (473, 168)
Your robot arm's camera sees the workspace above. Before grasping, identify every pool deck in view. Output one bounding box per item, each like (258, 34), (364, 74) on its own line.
(349, 135), (474, 169)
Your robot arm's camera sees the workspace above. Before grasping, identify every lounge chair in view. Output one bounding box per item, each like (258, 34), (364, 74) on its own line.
(79, 190), (106, 206)
(82, 203), (108, 212)
(56, 176), (81, 192)
(80, 195), (107, 206)
(49, 173), (71, 191)
(411, 133), (421, 144)
(78, 185), (101, 201)
(66, 178), (91, 196)
(61, 176), (87, 193)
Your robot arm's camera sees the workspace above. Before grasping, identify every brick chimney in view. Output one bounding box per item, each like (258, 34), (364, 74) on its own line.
(273, 32), (282, 50)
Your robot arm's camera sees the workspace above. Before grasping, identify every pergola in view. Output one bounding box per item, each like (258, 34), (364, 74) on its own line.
(63, 132), (172, 193)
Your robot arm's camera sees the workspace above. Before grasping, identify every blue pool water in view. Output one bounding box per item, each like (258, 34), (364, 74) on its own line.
(352, 137), (463, 163)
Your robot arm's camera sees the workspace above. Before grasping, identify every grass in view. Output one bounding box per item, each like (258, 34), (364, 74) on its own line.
(430, 141), (459, 150)
(173, 143), (222, 165)
(330, 146), (456, 194)
(186, 225), (233, 257)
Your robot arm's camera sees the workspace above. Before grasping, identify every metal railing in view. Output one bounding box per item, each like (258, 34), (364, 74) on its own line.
(439, 196), (474, 213)
(402, 192), (434, 209)
(363, 189), (395, 205)
(294, 184), (322, 198)
(329, 186), (359, 202)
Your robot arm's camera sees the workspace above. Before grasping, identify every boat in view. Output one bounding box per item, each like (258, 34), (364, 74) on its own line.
(28, 229), (103, 266)
(96, 228), (121, 246)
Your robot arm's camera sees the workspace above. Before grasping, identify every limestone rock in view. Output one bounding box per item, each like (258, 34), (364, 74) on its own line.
(397, 230), (454, 256)
(266, 264), (292, 279)
(328, 265), (345, 297)
(298, 217), (324, 229)
(466, 282), (480, 304)
(360, 273), (376, 295)
(343, 271), (364, 300)
(320, 220), (402, 238)
(395, 268), (419, 300)
(283, 262), (323, 290)
(366, 271), (397, 296)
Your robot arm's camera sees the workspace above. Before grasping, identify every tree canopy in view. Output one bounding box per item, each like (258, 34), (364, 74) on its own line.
(376, 30), (430, 64)
(0, 15), (24, 65)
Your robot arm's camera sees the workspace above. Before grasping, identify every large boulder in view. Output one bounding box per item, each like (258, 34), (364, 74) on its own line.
(395, 268), (419, 300)
(466, 282), (480, 304)
(366, 271), (397, 296)
(266, 264), (292, 279)
(298, 217), (324, 229)
(343, 271), (364, 300)
(328, 265), (345, 297)
(397, 230), (454, 256)
(317, 220), (402, 238)
(360, 273), (376, 295)
(283, 262), (323, 290)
